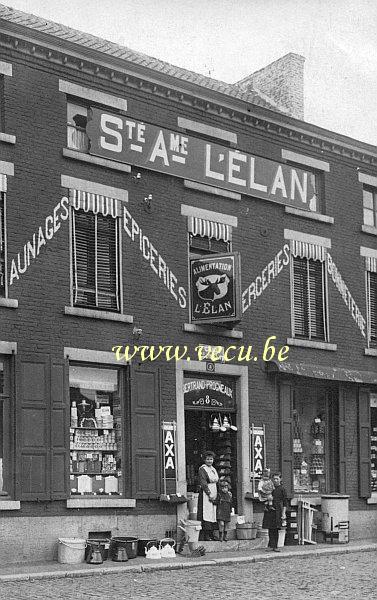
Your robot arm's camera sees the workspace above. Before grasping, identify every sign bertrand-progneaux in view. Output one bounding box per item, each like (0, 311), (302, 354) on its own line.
(87, 108), (318, 210)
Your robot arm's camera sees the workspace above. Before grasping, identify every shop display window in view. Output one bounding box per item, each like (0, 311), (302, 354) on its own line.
(292, 389), (329, 494)
(370, 394), (377, 493)
(69, 365), (124, 497)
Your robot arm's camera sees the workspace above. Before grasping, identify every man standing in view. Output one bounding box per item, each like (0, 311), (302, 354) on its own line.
(262, 472), (288, 552)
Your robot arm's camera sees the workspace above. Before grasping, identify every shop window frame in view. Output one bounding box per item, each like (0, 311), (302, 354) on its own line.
(68, 361), (131, 499)
(290, 383), (340, 497)
(290, 255), (330, 343)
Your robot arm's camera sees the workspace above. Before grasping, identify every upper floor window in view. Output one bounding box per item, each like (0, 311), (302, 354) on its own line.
(363, 188), (377, 228)
(281, 150), (329, 215)
(366, 258), (377, 349)
(70, 189), (122, 312)
(290, 242), (329, 342)
(188, 217), (232, 257)
(67, 103), (89, 153)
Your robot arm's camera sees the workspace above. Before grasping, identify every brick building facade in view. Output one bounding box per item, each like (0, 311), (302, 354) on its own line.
(0, 5), (376, 564)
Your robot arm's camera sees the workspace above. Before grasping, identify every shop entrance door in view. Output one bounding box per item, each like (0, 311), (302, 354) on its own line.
(185, 409), (238, 512)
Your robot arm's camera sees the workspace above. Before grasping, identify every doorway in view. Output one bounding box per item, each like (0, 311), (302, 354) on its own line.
(185, 409), (238, 512)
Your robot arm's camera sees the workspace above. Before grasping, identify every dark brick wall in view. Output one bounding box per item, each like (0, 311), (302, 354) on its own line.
(0, 48), (376, 518)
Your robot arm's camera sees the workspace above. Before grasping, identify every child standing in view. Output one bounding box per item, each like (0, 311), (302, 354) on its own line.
(216, 480), (232, 542)
(258, 468), (275, 508)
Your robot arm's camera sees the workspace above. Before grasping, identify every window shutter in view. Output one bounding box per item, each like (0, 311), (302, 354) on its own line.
(338, 385), (347, 494)
(369, 272), (377, 348)
(358, 388), (371, 499)
(72, 210), (119, 310)
(308, 260), (325, 340)
(280, 381), (293, 497)
(130, 364), (161, 498)
(73, 211), (96, 307)
(16, 355), (50, 500)
(50, 358), (69, 500)
(292, 257), (308, 337)
(96, 215), (118, 311)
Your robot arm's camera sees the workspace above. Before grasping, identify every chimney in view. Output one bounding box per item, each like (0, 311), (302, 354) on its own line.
(236, 53), (305, 120)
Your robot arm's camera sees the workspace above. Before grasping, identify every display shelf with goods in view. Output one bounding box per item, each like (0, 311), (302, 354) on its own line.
(292, 397), (328, 494)
(69, 365), (123, 497)
(184, 410), (238, 512)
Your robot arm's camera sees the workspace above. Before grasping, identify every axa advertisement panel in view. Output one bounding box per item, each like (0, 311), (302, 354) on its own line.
(86, 108), (318, 211)
(189, 252), (241, 324)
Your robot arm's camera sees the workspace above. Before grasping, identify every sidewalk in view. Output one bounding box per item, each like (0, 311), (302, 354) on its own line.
(0, 539), (376, 582)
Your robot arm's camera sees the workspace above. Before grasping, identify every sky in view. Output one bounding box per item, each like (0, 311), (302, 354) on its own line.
(2, 0), (377, 146)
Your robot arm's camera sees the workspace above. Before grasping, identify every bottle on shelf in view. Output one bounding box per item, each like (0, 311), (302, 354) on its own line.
(71, 401), (78, 428)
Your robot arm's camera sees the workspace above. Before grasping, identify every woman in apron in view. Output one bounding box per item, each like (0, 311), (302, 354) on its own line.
(197, 450), (219, 541)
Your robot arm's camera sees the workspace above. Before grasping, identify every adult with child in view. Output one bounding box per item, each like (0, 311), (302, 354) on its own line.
(197, 450), (219, 541)
(262, 472), (288, 552)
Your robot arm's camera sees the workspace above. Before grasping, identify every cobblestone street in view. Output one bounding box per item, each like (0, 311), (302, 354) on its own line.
(0, 551), (375, 600)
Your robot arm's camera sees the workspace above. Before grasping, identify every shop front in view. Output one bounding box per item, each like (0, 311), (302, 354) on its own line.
(175, 360), (253, 526)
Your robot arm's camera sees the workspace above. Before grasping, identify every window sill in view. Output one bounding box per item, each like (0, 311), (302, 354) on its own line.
(365, 348), (377, 356)
(285, 206), (334, 224)
(290, 495), (322, 506)
(361, 224), (377, 236)
(67, 497), (136, 509)
(183, 323), (243, 339)
(366, 494), (377, 504)
(65, 306), (134, 323)
(0, 500), (20, 510)
(287, 338), (337, 351)
(63, 148), (131, 173)
(0, 298), (18, 308)
(0, 132), (16, 144)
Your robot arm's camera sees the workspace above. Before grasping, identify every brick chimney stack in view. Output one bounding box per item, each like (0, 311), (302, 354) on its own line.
(236, 53), (305, 120)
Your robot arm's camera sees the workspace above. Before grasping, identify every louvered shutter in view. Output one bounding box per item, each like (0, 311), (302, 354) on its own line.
(73, 211), (96, 307)
(358, 389), (371, 498)
(293, 257), (309, 338)
(96, 215), (119, 311)
(308, 260), (326, 340)
(280, 381), (293, 497)
(130, 364), (161, 498)
(72, 211), (119, 310)
(369, 273), (377, 348)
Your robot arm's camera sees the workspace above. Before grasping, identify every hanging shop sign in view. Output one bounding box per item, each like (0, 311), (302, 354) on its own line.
(162, 421), (177, 479)
(189, 252), (241, 324)
(160, 421), (179, 498)
(183, 376), (236, 410)
(87, 108), (317, 211)
(250, 424), (266, 496)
